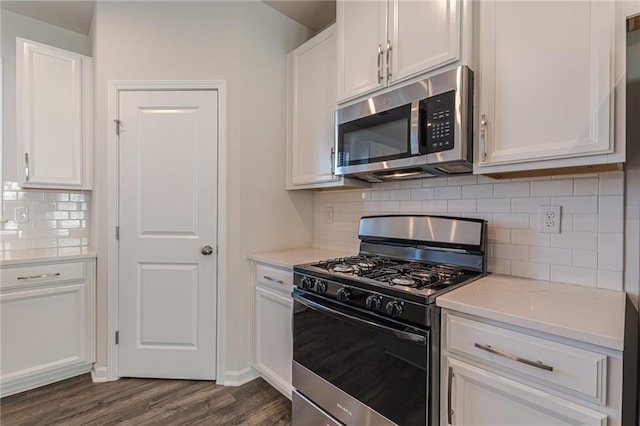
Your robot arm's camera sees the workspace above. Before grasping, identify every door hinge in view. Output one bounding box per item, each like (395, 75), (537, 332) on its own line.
(115, 226), (120, 240)
(114, 119), (122, 136)
(115, 330), (119, 345)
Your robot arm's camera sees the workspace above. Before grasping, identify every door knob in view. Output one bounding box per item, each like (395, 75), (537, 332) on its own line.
(201, 245), (214, 256)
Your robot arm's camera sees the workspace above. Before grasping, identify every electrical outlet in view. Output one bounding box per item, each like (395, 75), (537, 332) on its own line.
(326, 207), (334, 224)
(14, 207), (29, 223)
(538, 206), (561, 234)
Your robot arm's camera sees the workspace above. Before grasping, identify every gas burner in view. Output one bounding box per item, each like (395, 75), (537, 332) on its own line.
(357, 261), (377, 269)
(391, 276), (416, 286)
(332, 264), (354, 273)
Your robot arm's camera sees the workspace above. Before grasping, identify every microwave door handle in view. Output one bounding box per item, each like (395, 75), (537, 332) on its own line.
(410, 100), (421, 155)
(293, 292), (427, 345)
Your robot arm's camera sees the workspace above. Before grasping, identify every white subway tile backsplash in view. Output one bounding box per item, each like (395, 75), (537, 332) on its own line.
(400, 201), (422, 212)
(447, 175), (477, 185)
(551, 232), (597, 250)
(371, 191), (390, 201)
(529, 246), (572, 265)
(551, 265), (597, 287)
(493, 182), (530, 198)
(511, 261), (550, 280)
(511, 229), (549, 247)
(422, 200), (448, 213)
(598, 233), (623, 271)
(447, 199), (477, 213)
(435, 186), (461, 200)
(573, 249), (597, 268)
(313, 172), (624, 290)
(477, 198), (511, 213)
(390, 189), (411, 201)
(597, 270), (623, 291)
(410, 188), (435, 200)
(488, 228), (511, 244)
(492, 213), (530, 229)
(462, 184), (494, 199)
(551, 196), (597, 214)
(573, 214), (598, 232)
(511, 197), (551, 213)
(598, 196), (624, 233)
(598, 171), (624, 195)
(574, 178), (599, 196)
(1, 184), (91, 255)
(531, 179), (574, 196)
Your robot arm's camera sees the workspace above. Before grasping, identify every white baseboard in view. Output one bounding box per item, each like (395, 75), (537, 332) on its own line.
(221, 366), (260, 386)
(91, 366), (111, 383)
(1, 362), (93, 398)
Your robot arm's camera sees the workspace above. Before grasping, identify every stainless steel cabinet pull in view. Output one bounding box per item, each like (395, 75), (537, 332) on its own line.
(25, 153), (30, 182)
(386, 40), (392, 80)
(474, 343), (554, 372)
(377, 44), (383, 84)
(17, 272), (61, 280)
(447, 366), (454, 424)
(480, 114), (487, 162)
(263, 275), (284, 284)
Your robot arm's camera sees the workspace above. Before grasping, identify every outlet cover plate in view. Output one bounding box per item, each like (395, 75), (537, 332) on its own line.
(14, 207), (29, 223)
(538, 205), (561, 234)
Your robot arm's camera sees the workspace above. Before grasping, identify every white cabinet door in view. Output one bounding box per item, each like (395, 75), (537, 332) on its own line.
(337, 0), (387, 102)
(255, 285), (293, 399)
(389, 0), (460, 85)
(288, 25), (338, 187)
(476, 1), (615, 172)
(445, 358), (607, 426)
(287, 25), (368, 190)
(16, 38), (92, 189)
(0, 259), (96, 397)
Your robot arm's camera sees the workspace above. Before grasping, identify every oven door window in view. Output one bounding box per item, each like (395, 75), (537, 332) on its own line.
(293, 291), (428, 425)
(337, 104), (413, 167)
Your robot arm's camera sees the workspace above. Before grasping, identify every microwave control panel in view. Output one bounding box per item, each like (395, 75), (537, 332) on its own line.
(425, 90), (455, 153)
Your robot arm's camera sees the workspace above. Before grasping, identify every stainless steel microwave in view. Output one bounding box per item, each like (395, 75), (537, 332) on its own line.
(335, 66), (473, 182)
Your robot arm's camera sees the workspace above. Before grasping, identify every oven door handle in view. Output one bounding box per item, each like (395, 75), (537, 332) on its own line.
(293, 293), (427, 345)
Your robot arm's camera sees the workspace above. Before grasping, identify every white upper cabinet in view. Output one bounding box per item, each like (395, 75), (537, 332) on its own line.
(16, 38), (93, 190)
(287, 24), (367, 190)
(337, 0), (462, 103)
(475, 1), (624, 176)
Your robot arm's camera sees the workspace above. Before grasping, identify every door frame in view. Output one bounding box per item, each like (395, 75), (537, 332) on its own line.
(105, 80), (228, 381)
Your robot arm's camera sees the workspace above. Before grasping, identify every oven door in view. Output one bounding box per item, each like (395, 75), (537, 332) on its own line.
(292, 289), (429, 426)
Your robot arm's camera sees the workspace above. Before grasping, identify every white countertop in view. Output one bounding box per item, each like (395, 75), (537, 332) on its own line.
(437, 274), (627, 351)
(0, 247), (97, 267)
(248, 247), (354, 270)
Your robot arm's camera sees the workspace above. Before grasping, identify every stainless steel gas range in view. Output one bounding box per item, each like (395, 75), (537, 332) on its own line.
(291, 215), (487, 426)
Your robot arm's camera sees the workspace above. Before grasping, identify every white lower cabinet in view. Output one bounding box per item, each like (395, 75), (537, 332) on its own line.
(251, 262), (294, 399)
(442, 311), (621, 426)
(446, 358), (606, 426)
(0, 257), (96, 397)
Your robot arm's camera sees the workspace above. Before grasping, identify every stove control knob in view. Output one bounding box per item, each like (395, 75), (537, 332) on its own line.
(386, 301), (403, 318)
(301, 277), (315, 290)
(336, 287), (351, 302)
(316, 280), (328, 294)
(365, 295), (381, 311)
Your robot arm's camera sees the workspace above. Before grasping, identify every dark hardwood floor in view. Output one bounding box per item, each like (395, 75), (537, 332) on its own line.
(0, 374), (291, 425)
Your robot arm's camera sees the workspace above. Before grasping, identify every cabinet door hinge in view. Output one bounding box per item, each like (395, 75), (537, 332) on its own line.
(114, 119), (122, 136)
(115, 226), (120, 240)
(115, 330), (119, 344)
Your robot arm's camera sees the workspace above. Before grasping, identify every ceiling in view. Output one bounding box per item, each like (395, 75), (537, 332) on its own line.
(0, 0), (336, 36)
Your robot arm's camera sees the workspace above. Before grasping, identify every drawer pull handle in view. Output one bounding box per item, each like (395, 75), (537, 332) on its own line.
(474, 343), (554, 372)
(263, 275), (284, 284)
(447, 365), (454, 424)
(17, 273), (61, 280)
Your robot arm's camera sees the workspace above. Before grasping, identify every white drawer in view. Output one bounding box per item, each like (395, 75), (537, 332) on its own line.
(446, 314), (607, 403)
(256, 264), (293, 292)
(1, 262), (86, 290)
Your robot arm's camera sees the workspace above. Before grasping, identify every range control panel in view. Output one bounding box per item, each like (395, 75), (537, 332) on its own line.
(425, 90), (455, 153)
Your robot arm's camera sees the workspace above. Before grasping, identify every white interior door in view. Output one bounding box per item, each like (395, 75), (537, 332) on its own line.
(118, 90), (218, 379)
